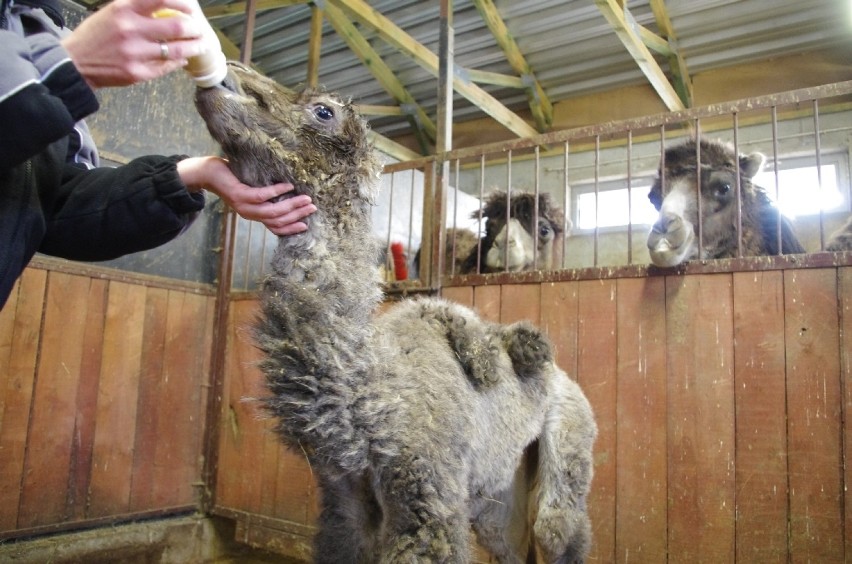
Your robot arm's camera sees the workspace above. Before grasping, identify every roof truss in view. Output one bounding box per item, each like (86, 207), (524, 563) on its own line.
(594, 0), (691, 110)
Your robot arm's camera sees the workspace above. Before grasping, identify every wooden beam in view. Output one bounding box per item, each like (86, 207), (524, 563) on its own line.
(306, 5), (323, 87)
(464, 68), (525, 89)
(637, 24), (672, 56)
(202, 0), (306, 20)
(595, 0), (685, 111)
(356, 104), (406, 117)
(329, 0), (539, 139)
(470, 0), (553, 132)
(649, 0), (693, 107)
(369, 131), (420, 162)
(321, 2), (435, 153)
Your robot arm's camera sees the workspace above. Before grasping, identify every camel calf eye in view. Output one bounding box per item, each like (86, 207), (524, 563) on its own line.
(314, 105), (334, 121)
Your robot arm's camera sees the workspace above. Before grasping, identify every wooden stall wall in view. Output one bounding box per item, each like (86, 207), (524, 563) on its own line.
(0, 262), (215, 540)
(215, 264), (850, 563)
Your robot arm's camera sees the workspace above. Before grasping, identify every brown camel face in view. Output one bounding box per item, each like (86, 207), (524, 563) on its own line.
(472, 191), (565, 273)
(194, 61), (378, 202)
(646, 139), (765, 267)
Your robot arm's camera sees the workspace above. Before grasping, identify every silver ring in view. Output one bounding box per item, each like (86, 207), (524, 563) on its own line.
(159, 41), (169, 61)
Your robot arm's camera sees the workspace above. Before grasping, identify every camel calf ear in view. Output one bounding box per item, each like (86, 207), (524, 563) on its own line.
(740, 152), (766, 179)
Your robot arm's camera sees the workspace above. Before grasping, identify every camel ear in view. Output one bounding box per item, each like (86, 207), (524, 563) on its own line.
(740, 152), (765, 179)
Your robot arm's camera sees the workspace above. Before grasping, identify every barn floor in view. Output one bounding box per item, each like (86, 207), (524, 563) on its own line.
(0, 514), (303, 564)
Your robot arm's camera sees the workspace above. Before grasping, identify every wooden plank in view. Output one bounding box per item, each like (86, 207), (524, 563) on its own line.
(440, 285), (474, 308)
(129, 287), (168, 512)
(87, 281), (147, 518)
(732, 271), (789, 560)
(472, 285), (501, 323)
(0, 269), (46, 531)
(665, 273), (735, 561)
(17, 272), (88, 528)
(272, 444), (315, 524)
(217, 299), (266, 512)
(540, 281), (579, 379)
(499, 284), (540, 324)
(576, 279), (617, 564)
(151, 291), (209, 508)
(784, 269), (843, 561)
(67, 278), (108, 519)
(840, 266), (852, 560)
(615, 277), (667, 562)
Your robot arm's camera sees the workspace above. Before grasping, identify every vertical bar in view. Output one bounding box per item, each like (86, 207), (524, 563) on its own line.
(386, 172), (395, 279)
(200, 207), (237, 512)
(450, 159), (461, 274)
(593, 135), (600, 267)
(242, 221), (253, 291)
(562, 141), (570, 269)
(306, 6), (323, 87)
(771, 106), (782, 254)
(407, 169), (416, 279)
(695, 119), (703, 260)
(626, 130), (633, 265)
(813, 99), (825, 250)
(434, 0), (453, 289)
(476, 154), (485, 274)
(239, 0), (257, 64)
(533, 145), (540, 270)
(732, 112), (743, 258)
(504, 150), (512, 273)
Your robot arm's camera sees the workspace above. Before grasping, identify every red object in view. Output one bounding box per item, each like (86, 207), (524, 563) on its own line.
(390, 242), (408, 281)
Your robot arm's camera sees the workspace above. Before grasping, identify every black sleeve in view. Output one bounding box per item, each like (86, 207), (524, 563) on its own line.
(39, 155), (207, 261)
(0, 30), (100, 170)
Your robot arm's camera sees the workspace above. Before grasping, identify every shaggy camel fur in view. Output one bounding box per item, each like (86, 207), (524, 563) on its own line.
(647, 138), (806, 267)
(459, 190), (566, 274)
(195, 62), (596, 563)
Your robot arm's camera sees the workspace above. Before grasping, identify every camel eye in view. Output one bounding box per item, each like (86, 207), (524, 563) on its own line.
(539, 223), (553, 238)
(716, 183), (732, 196)
(314, 104), (334, 121)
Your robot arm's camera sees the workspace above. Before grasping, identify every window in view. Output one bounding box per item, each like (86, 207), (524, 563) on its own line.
(573, 179), (658, 231)
(753, 153), (849, 218)
(573, 151), (850, 230)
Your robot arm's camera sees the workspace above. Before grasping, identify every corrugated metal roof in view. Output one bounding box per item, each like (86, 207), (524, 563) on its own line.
(199, 0), (852, 145)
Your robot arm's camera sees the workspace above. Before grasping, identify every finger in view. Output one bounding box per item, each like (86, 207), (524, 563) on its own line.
(147, 13), (205, 41)
(249, 182), (297, 204)
(267, 221), (309, 237)
(258, 197), (316, 221)
(154, 38), (207, 62)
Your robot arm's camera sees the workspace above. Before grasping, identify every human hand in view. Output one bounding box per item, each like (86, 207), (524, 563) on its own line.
(177, 156), (318, 236)
(61, 0), (212, 88)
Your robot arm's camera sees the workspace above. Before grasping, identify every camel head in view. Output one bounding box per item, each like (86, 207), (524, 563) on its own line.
(194, 61), (380, 207)
(470, 190), (566, 272)
(646, 138), (766, 267)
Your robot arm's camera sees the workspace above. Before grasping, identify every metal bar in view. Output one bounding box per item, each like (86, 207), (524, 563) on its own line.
(814, 99), (825, 250)
(504, 150), (512, 272)
(593, 135), (600, 266)
(533, 145), (540, 269)
(451, 159), (461, 274)
(771, 106), (782, 254)
(442, 81), (852, 163)
(562, 141), (570, 270)
(626, 129), (633, 265)
(732, 112), (743, 258)
(695, 119), (703, 260)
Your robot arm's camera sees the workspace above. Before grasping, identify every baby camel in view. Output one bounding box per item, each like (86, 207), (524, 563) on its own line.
(195, 62), (596, 563)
